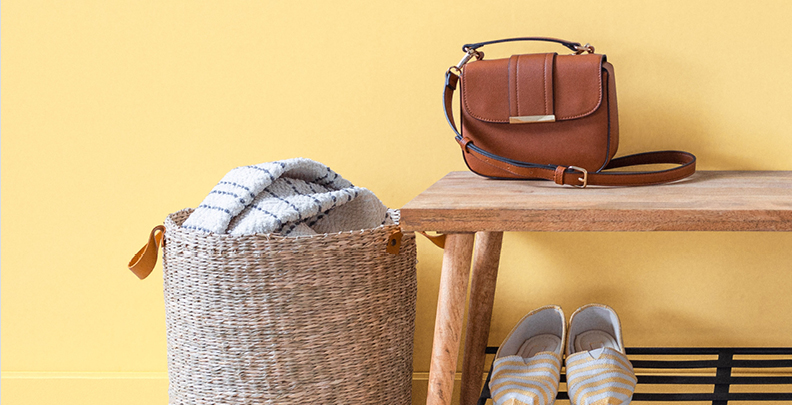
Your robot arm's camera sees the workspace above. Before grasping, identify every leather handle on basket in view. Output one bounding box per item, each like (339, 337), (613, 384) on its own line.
(386, 229), (403, 255)
(128, 225), (165, 280)
(419, 231), (447, 249)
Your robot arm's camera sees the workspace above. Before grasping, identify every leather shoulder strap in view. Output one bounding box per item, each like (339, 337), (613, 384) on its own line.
(444, 70), (697, 187)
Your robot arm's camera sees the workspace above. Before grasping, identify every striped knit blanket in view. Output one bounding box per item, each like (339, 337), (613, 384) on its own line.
(182, 158), (393, 236)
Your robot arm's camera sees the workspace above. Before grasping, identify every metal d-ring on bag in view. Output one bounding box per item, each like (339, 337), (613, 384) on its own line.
(443, 37), (696, 187)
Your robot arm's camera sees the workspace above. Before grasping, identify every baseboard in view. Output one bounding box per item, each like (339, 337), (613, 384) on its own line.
(2, 371), (169, 379)
(1, 372), (170, 405)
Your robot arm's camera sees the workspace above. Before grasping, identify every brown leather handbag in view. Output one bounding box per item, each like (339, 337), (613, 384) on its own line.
(443, 37), (696, 187)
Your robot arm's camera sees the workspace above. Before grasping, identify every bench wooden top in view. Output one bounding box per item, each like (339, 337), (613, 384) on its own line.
(400, 171), (792, 232)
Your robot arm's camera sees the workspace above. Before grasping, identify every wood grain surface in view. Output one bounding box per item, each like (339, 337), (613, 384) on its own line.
(460, 232), (503, 405)
(401, 171), (792, 232)
(427, 233), (475, 405)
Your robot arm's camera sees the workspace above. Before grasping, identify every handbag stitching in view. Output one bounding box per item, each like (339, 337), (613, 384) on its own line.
(543, 53), (548, 115)
(555, 57), (604, 120)
(462, 66), (509, 123)
(516, 55), (521, 116)
(465, 148), (524, 177)
(461, 55), (605, 122)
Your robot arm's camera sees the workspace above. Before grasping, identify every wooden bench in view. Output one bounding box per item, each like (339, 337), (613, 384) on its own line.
(400, 171), (792, 405)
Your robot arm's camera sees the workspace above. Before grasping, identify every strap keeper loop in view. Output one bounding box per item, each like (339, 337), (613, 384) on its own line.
(460, 137), (474, 153)
(554, 166), (567, 185)
(445, 68), (460, 90)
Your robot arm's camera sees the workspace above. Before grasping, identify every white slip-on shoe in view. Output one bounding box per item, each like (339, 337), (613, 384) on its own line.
(489, 305), (566, 405)
(565, 304), (637, 405)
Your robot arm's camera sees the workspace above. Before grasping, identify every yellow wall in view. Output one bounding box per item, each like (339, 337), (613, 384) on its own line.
(2, 1), (791, 403)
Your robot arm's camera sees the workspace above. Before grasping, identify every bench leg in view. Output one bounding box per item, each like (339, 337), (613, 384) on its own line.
(460, 232), (504, 405)
(427, 232), (476, 405)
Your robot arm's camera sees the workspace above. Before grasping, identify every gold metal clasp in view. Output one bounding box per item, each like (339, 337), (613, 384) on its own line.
(567, 166), (588, 188)
(454, 49), (484, 70)
(509, 115), (556, 124)
(573, 43), (595, 55)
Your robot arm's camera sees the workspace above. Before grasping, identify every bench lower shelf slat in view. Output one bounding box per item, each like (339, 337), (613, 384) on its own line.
(478, 347), (792, 404)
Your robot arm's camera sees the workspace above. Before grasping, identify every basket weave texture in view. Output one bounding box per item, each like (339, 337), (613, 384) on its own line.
(162, 208), (417, 404)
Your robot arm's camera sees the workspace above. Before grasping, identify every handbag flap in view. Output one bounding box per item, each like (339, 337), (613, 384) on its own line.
(461, 53), (605, 123)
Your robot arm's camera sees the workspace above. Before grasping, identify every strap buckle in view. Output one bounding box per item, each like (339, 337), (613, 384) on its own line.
(567, 166), (588, 188)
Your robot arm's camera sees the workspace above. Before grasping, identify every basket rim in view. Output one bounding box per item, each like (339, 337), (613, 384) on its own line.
(164, 207), (404, 241)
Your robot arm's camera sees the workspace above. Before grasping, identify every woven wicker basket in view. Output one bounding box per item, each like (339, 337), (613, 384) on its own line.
(161, 208), (417, 404)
